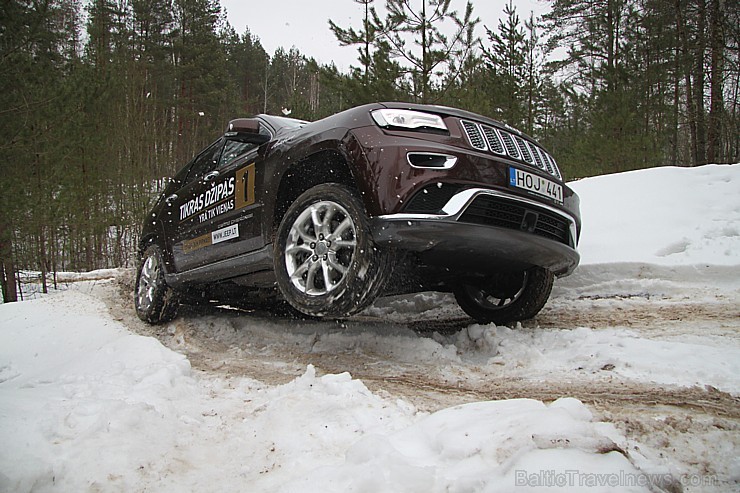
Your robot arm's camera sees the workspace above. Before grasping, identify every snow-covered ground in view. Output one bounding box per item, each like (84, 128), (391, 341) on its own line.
(1, 164), (739, 492)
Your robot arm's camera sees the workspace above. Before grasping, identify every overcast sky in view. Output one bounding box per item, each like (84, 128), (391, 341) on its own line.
(220, 0), (550, 71)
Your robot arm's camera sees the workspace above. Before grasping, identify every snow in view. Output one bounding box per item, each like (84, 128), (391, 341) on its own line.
(572, 164), (740, 265)
(1, 164), (739, 492)
(283, 397), (653, 493)
(0, 296), (663, 492)
(456, 322), (740, 392)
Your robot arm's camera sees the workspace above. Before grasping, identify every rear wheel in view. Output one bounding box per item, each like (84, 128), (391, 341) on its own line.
(274, 183), (393, 318)
(454, 267), (554, 325)
(134, 245), (180, 324)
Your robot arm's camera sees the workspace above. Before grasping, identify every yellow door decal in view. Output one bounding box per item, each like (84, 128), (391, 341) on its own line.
(235, 163), (256, 209)
(183, 232), (212, 253)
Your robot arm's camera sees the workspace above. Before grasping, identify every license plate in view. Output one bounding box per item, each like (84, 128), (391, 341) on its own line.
(509, 168), (563, 203)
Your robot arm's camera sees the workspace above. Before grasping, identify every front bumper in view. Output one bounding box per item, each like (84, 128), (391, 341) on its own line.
(370, 188), (580, 277)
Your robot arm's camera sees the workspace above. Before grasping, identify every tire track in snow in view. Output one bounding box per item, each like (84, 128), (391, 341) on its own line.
(106, 274), (739, 419)
(358, 374), (740, 418)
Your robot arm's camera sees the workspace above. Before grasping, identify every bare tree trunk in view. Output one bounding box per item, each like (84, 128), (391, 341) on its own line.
(671, 35), (680, 166)
(707, 0), (724, 163)
(36, 156), (48, 294)
(263, 58), (270, 113)
(694, 0), (707, 164)
(0, 246), (18, 303)
(0, 209), (17, 302)
(39, 227), (48, 294)
(51, 227), (58, 290)
(676, 1), (699, 165)
(730, 71), (740, 161)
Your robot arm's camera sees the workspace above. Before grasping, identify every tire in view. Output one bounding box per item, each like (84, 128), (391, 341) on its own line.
(274, 183), (393, 318)
(454, 267), (554, 325)
(134, 244), (180, 324)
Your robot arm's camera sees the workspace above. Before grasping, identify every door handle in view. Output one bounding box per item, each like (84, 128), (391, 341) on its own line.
(165, 193), (178, 204)
(204, 170), (220, 181)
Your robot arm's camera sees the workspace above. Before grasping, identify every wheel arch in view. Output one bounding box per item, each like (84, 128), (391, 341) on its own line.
(137, 224), (174, 274)
(271, 149), (364, 235)
(138, 233), (158, 257)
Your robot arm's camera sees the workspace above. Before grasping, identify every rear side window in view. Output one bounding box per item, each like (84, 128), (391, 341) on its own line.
(219, 140), (256, 168)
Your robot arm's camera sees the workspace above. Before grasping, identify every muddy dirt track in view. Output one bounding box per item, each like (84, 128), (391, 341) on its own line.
(103, 272), (740, 490)
(107, 273), (739, 418)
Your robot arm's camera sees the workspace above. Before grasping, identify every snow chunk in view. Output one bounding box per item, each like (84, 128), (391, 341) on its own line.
(281, 398), (658, 492)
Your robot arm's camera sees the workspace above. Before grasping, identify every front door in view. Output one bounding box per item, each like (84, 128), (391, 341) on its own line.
(168, 139), (263, 272)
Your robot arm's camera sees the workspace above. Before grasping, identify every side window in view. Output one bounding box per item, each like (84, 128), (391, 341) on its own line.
(170, 160), (192, 188)
(219, 140), (256, 168)
(185, 141), (223, 183)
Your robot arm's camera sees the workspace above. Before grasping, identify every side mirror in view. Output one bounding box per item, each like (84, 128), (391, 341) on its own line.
(225, 118), (270, 144)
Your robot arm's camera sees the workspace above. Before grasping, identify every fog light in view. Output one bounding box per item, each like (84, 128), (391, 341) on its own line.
(407, 152), (457, 169)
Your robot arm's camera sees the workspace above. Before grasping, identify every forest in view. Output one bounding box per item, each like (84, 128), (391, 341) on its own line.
(1, 0), (738, 302)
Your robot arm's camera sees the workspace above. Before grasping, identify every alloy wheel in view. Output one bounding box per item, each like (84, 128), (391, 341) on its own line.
(465, 271), (529, 311)
(284, 200), (357, 296)
(137, 253), (160, 311)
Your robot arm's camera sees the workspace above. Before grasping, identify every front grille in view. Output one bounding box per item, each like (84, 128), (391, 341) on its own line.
(404, 184), (463, 213)
(458, 195), (570, 245)
(460, 119), (562, 180)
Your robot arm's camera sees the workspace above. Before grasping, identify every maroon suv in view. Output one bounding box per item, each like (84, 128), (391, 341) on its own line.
(135, 102), (580, 325)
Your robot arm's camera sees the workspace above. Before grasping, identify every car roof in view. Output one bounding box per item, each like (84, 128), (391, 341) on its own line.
(258, 114), (310, 131)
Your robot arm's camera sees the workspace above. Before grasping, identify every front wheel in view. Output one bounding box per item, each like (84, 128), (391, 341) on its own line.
(134, 245), (180, 324)
(454, 267), (554, 325)
(274, 183), (393, 318)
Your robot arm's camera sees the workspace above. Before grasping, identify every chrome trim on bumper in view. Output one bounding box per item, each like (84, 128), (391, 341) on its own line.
(406, 152), (458, 169)
(377, 188), (579, 247)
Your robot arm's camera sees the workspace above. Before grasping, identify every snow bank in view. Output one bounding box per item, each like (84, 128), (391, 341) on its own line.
(281, 397), (661, 493)
(0, 289), (671, 492)
(571, 164), (740, 266)
(0, 290), (194, 491)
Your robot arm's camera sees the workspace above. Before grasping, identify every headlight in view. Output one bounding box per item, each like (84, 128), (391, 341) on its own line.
(371, 109), (447, 131)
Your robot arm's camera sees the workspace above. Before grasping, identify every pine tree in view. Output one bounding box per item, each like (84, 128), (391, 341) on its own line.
(329, 1), (408, 105)
(223, 27), (270, 115)
(329, 0), (378, 90)
(481, 0), (526, 127)
(374, 0), (478, 103)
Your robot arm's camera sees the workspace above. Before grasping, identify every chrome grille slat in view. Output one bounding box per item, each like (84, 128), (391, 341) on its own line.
(499, 131), (520, 159)
(534, 145), (553, 174)
(544, 152), (561, 180)
(459, 119), (562, 180)
(481, 125), (505, 155)
(514, 135), (534, 165)
(542, 149), (556, 175)
(528, 142), (546, 170)
(461, 120), (487, 150)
